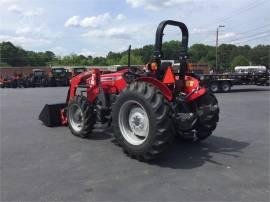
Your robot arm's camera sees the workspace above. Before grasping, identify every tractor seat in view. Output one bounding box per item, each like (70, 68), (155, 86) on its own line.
(156, 62), (172, 81)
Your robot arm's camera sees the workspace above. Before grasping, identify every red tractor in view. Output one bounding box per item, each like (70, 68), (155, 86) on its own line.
(39, 20), (219, 161)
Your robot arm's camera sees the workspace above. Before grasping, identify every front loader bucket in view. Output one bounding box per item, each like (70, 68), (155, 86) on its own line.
(39, 103), (67, 127)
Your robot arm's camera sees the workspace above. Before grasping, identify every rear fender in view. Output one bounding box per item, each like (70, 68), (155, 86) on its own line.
(184, 76), (206, 102)
(135, 77), (173, 101)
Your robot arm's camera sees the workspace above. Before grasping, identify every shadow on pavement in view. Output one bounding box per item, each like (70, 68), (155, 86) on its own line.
(84, 128), (249, 169)
(86, 128), (113, 140)
(150, 136), (249, 169)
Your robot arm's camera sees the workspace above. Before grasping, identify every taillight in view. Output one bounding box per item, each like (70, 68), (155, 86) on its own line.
(151, 62), (158, 71)
(185, 80), (194, 87)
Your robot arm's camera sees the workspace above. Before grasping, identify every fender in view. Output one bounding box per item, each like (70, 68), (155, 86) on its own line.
(184, 75), (206, 102)
(135, 77), (173, 101)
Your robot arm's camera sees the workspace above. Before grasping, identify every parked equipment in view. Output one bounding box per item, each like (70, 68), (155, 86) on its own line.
(0, 74), (23, 88)
(69, 67), (87, 77)
(234, 66), (267, 74)
(49, 67), (70, 86)
(39, 20), (220, 161)
(27, 69), (49, 87)
(201, 68), (269, 93)
(0, 76), (12, 88)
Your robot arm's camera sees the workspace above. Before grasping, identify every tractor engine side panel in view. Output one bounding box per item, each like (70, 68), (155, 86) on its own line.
(100, 72), (127, 94)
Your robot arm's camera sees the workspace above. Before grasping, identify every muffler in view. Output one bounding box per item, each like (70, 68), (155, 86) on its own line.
(39, 103), (67, 127)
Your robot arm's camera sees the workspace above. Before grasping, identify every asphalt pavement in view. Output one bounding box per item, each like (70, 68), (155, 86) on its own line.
(0, 85), (269, 201)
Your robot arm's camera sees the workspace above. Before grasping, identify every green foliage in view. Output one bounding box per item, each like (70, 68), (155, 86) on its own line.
(189, 44), (209, 61)
(249, 45), (270, 67)
(0, 41), (269, 70)
(106, 51), (122, 65)
(139, 45), (154, 63)
(162, 40), (181, 60)
(231, 55), (250, 69)
(0, 42), (27, 66)
(189, 43), (269, 70)
(119, 53), (143, 65)
(92, 57), (107, 66)
(0, 41), (56, 67)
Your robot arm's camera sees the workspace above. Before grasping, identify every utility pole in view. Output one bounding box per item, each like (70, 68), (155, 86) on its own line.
(0, 45), (2, 67)
(216, 25), (225, 72)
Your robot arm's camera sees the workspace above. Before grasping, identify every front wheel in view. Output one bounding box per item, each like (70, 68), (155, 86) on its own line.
(67, 95), (96, 138)
(112, 82), (173, 161)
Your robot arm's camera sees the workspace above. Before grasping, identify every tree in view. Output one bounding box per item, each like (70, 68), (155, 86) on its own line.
(218, 44), (238, 70)
(106, 51), (122, 65)
(249, 45), (270, 67)
(1, 41), (269, 68)
(140, 45), (154, 63)
(92, 57), (107, 66)
(162, 40), (181, 61)
(119, 53), (143, 65)
(189, 44), (208, 62)
(0, 42), (28, 66)
(0, 42), (56, 66)
(231, 55), (249, 69)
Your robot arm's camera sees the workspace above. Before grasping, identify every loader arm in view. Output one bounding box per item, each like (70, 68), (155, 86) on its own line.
(67, 71), (93, 102)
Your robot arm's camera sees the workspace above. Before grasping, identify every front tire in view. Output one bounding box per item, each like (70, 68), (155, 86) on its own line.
(112, 82), (173, 161)
(67, 95), (96, 138)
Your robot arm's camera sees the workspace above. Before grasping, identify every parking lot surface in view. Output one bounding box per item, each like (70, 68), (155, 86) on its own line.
(0, 86), (269, 201)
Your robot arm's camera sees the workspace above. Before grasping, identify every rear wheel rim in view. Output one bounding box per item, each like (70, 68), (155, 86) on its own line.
(119, 100), (149, 146)
(69, 103), (84, 132)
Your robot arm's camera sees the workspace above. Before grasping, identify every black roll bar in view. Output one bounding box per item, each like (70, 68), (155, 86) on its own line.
(153, 20), (189, 78)
(154, 20), (189, 59)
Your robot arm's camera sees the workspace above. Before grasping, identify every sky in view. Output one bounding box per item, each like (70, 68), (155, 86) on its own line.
(0, 0), (269, 57)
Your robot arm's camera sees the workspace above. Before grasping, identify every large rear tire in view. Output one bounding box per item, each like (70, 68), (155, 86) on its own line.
(67, 95), (96, 138)
(112, 82), (173, 161)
